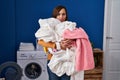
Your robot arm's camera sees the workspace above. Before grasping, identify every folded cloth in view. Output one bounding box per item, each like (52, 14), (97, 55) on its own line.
(48, 48), (76, 76)
(35, 18), (76, 42)
(48, 27), (94, 76)
(62, 28), (95, 71)
(35, 18), (61, 42)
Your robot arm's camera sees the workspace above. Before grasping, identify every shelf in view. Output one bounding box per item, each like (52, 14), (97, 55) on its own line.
(93, 49), (103, 67)
(84, 68), (103, 80)
(85, 67), (103, 74)
(84, 48), (103, 80)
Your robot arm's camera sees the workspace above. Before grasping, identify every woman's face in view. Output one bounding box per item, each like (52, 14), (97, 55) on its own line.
(56, 8), (67, 22)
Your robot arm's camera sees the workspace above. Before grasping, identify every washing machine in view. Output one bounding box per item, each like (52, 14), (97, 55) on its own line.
(17, 50), (48, 80)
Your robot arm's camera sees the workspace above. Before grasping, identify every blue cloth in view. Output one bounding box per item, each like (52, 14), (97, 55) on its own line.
(47, 60), (70, 80)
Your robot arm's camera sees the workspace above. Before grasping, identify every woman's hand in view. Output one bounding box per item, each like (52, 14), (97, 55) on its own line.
(60, 39), (74, 50)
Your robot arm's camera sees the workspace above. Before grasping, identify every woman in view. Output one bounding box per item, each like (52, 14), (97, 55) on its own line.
(38, 5), (73, 80)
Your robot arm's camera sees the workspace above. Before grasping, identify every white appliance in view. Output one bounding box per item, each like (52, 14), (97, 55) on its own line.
(17, 50), (48, 80)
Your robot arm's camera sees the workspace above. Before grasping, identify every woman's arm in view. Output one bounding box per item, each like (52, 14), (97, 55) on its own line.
(38, 40), (56, 48)
(38, 39), (74, 50)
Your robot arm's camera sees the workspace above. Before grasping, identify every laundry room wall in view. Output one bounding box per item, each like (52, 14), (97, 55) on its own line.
(0, 0), (105, 64)
(0, 0), (16, 64)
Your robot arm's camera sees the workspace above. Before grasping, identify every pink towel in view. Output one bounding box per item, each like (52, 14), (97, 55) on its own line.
(62, 28), (95, 71)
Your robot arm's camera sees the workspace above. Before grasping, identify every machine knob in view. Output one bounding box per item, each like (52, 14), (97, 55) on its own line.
(106, 36), (113, 39)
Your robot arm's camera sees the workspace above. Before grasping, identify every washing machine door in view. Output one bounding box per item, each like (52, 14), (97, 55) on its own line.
(24, 62), (42, 79)
(0, 61), (22, 80)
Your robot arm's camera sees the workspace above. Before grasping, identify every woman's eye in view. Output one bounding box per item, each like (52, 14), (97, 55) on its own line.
(62, 13), (66, 16)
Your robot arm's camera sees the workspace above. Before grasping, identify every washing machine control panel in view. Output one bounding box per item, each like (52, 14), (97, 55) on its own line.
(17, 51), (47, 59)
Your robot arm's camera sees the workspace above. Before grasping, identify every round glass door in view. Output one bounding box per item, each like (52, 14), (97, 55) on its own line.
(25, 62), (42, 79)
